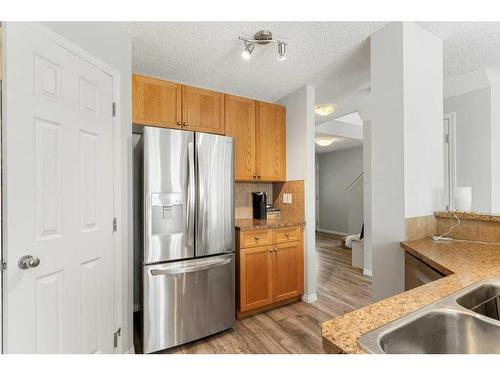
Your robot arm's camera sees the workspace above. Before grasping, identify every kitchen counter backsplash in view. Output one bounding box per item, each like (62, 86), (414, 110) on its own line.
(234, 180), (305, 223)
(235, 182), (273, 219)
(273, 180), (305, 222)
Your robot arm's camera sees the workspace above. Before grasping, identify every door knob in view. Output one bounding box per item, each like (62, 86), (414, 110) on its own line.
(18, 255), (40, 270)
(182, 122), (188, 126)
(176, 121), (182, 126)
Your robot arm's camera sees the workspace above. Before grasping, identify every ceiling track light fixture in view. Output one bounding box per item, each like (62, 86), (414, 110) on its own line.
(239, 30), (287, 61)
(241, 43), (255, 60)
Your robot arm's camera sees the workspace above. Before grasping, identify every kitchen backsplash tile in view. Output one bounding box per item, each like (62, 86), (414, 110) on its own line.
(405, 215), (437, 241)
(234, 180), (305, 222)
(273, 180), (305, 221)
(234, 182), (273, 219)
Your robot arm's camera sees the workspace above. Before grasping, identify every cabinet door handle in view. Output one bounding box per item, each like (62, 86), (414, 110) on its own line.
(182, 122), (188, 126)
(255, 236), (260, 241)
(285, 233), (289, 237)
(253, 175), (256, 179)
(274, 248), (278, 252)
(176, 121), (182, 126)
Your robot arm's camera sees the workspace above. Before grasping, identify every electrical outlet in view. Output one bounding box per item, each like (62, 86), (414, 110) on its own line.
(282, 193), (293, 204)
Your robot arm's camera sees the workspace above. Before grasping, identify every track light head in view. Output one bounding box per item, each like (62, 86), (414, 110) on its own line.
(241, 43), (255, 60)
(277, 42), (286, 61)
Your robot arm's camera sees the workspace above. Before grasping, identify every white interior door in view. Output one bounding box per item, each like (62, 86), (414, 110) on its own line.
(3, 23), (115, 353)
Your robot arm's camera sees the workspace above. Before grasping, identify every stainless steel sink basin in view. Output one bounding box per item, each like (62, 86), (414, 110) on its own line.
(358, 279), (500, 354)
(456, 283), (500, 321)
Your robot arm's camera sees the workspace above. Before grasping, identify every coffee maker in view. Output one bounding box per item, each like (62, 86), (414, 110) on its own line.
(252, 192), (267, 220)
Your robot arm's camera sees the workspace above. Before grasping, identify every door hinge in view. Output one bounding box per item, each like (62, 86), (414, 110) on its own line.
(112, 102), (117, 117)
(1, 262), (6, 271)
(113, 327), (121, 348)
(445, 134), (450, 144)
(113, 217), (118, 232)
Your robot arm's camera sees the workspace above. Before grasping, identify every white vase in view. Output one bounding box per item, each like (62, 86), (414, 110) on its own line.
(454, 187), (472, 211)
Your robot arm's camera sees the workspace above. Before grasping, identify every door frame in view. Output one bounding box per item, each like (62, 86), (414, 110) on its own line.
(315, 162), (319, 230)
(1, 22), (124, 353)
(443, 112), (457, 211)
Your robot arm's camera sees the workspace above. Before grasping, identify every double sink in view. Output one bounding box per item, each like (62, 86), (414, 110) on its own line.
(358, 279), (500, 354)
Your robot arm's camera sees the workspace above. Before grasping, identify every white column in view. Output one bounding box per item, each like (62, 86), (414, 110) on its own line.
(278, 84), (317, 302)
(369, 22), (443, 300)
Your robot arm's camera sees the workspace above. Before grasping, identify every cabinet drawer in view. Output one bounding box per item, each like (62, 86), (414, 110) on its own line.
(240, 230), (273, 248)
(274, 227), (302, 244)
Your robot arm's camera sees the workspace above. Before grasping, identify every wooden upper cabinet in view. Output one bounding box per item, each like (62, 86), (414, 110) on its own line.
(225, 95), (256, 180)
(182, 85), (225, 134)
(131, 74), (287, 180)
(256, 102), (286, 182)
(132, 74), (181, 128)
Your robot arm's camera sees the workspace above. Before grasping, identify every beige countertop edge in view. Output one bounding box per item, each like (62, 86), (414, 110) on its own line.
(235, 220), (306, 231)
(320, 237), (500, 354)
(434, 210), (500, 223)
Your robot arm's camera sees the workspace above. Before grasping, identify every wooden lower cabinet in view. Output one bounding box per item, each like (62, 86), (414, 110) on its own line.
(273, 242), (304, 302)
(238, 245), (273, 312)
(236, 226), (304, 317)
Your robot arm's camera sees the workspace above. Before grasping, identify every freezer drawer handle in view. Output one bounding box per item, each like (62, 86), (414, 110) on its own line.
(150, 257), (232, 276)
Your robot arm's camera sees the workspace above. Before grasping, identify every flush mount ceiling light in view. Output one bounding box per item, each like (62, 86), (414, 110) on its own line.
(315, 104), (336, 116)
(239, 30), (287, 61)
(315, 137), (335, 147)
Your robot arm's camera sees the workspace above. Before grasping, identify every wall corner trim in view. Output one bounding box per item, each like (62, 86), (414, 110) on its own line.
(301, 293), (318, 304)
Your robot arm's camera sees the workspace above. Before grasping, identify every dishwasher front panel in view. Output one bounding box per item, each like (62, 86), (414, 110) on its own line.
(405, 252), (444, 291)
(143, 253), (235, 353)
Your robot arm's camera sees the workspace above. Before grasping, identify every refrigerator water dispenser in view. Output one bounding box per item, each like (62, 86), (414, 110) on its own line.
(151, 193), (184, 235)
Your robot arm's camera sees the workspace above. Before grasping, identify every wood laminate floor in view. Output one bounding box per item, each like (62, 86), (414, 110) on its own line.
(137, 232), (372, 354)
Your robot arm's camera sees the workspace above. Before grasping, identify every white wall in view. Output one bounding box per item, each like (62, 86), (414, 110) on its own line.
(362, 121), (373, 276)
(315, 119), (363, 140)
(487, 70), (500, 213)
(278, 85), (317, 302)
(369, 22), (406, 300)
(403, 23), (444, 218)
(369, 22), (443, 301)
(317, 146), (363, 234)
(348, 176), (364, 235)
(444, 88), (492, 212)
(43, 22), (133, 353)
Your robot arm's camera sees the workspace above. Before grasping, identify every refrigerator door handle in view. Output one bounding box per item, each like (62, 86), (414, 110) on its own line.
(150, 256), (232, 276)
(187, 140), (195, 247)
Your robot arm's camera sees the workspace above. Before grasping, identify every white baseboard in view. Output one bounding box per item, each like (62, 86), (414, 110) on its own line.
(302, 293), (318, 303)
(317, 228), (348, 236)
(363, 268), (372, 277)
(124, 346), (135, 354)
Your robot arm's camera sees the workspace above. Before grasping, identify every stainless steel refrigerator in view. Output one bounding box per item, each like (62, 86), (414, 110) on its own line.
(133, 126), (235, 353)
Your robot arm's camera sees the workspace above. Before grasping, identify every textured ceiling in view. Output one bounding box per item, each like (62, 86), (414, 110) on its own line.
(122, 22), (385, 103)
(420, 22), (500, 78)
(122, 22), (500, 120)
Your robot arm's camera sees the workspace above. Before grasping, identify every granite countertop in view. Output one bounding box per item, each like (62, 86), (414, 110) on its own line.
(235, 218), (306, 231)
(434, 210), (500, 223)
(321, 237), (500, 354)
